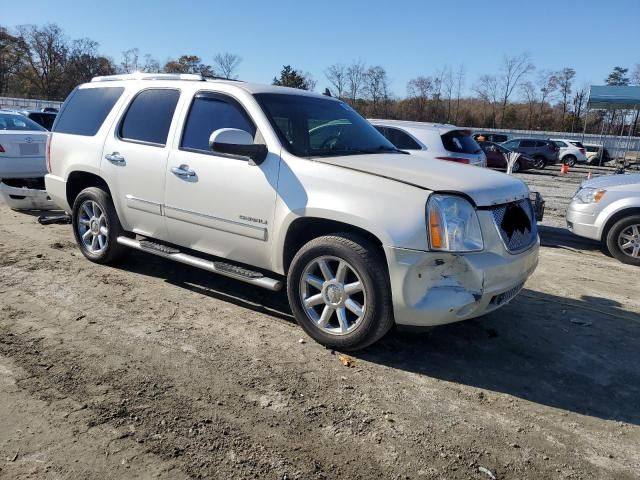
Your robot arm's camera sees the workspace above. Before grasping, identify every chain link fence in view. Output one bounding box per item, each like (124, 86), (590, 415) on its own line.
(0, 96), (63, 111)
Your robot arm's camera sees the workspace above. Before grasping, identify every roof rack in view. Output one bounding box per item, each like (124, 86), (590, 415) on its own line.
(91, 72), (206, 82)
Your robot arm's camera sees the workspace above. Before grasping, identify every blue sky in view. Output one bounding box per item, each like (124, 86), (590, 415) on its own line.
(5, 0), (639, 97)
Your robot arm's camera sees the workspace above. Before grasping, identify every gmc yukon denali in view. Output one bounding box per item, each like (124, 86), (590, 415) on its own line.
(45, 73), (539, 350)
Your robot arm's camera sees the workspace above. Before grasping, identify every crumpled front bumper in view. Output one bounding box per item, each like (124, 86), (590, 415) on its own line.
(385, 239), (539, 327)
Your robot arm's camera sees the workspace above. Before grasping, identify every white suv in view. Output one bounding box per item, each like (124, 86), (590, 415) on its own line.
(369, 119), (487, 167)
(45, 73), (539, 350)
(551, 138), (588, 166)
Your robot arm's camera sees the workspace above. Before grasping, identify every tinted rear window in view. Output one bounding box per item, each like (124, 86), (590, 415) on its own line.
(570, 141), (585, 148)
(54, 87), (124, 136)
(383, 127), (421, 150)
(441, 130), (481, 154)
(119, 89), (180, 145)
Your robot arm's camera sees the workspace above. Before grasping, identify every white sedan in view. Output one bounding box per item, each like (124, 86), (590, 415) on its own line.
(0, 111), (49, 178)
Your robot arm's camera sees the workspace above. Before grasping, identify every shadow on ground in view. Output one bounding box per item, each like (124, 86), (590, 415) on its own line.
(116, 249), (640, 426)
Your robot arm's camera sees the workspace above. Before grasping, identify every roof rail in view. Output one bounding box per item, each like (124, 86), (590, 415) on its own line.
(91, 72), (205, 82)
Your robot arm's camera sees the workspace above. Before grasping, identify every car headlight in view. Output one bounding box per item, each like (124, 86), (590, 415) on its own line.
(574, 187), (606, 204)
(427, 194), (484, 252)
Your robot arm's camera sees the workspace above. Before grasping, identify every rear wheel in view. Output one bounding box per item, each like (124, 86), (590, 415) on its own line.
(605, 215), (640, 266)
(563, 155), (577, 167)
(72, 187), (129, 264)
(533, 156), (546, 169)
(287, 234), (394, 350)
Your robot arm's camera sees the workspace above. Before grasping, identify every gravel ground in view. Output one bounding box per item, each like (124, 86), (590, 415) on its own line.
(1, 165), (639, 479)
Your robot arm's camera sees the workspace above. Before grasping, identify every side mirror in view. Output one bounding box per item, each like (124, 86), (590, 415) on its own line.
(209, 128), (268, 164)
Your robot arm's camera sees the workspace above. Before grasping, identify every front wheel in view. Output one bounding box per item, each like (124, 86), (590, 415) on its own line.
(511, 160), (521, 173)
(72, 187), (129, 264)
(287, 234), (394, 350)
(533, 156), (546, 169)
(606, 215), (640, 266)
(563, 155), (577, 167)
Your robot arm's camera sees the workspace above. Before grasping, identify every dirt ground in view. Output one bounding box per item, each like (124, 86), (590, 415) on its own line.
(1, 165), (639, 479)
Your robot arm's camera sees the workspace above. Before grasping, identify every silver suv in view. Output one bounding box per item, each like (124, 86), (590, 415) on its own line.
(45, 73), (539, 349)
(567, 173), (640, 266)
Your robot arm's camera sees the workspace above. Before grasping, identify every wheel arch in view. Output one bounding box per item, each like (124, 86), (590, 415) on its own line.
(280, 216), (386, 274)
(66, 171), (112, 209)
(600, 207), (640, 242)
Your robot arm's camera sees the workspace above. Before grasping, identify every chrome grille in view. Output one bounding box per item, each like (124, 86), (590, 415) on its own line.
(491, 198), (537, 253)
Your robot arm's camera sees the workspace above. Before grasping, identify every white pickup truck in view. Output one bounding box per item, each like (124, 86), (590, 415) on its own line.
(45, 73), (539, 350)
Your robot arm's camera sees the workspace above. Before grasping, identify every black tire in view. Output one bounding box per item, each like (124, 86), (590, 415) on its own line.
(605, 215), (640, 266)
(533, 156), (546, 169)
(287, 234), (394, 350)
(511, 160), (521, 173)
(563, 155), (577, 167)
(72, 187), (129, 264)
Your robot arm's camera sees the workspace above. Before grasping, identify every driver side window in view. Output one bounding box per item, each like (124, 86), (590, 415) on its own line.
(181, 93), (256, 153)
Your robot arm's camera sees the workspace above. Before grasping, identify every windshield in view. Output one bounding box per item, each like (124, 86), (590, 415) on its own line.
(0, 113), (47, 131)
(254, 93), (399, 157)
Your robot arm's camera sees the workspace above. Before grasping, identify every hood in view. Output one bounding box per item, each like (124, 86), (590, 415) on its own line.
(580, 173), (640, 190)
(315, 153), (529, 207)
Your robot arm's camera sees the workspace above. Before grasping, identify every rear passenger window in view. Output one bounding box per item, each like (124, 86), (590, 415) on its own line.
(521, 140), (536, 147)
(54, 87), (124, 136)
(119, 89), (180, 146)
(181, 93), (256, 153)
(384, 128), (421, 150)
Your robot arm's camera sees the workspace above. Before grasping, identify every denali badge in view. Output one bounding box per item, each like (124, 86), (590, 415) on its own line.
(239, 215), (268, 225)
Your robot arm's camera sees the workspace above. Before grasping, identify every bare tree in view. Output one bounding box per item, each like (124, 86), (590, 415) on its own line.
(442, 66), (454, 122)
(325, 63), (347, 98)
(301, 71), (316, 91)
(498, 53), (534, 127)
(557, 67), (576, 125)
(120, 48), (139, 73)
(142, 53), (160, 73)
(15, 23), (69, 99)
(346, 60), (366, 103)
(65, 38), (114, 88)
(454, 64), (465, 124)
(537, 70), (558, 123)
(213, 52), (241, 79)
(571, 85), (588, 132)
(363, 65), (389, 114)
(520, 81), (538, 129)
(632, 63), (640, 85)
(407, 76), (433, 120)
(474, 74), (499, 127)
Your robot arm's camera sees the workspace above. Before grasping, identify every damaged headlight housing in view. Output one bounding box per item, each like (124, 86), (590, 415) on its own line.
(573, 187), (606, 204)
(427, 194), (483, 252)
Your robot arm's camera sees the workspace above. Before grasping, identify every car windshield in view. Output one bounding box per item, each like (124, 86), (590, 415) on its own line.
(0, 113), (47, 131)
(254, 93), (400, 158)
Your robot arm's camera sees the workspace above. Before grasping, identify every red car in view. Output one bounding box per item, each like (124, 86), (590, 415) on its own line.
(479, 141), (535, 172)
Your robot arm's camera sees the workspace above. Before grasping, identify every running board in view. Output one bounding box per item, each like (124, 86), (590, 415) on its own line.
(116, 236), (283, 291)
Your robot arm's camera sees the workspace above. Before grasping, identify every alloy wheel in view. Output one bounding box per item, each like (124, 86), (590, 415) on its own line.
(299, 255), (367, 335)
(618, 224), (640, 259)
(77, 200), (109, 254)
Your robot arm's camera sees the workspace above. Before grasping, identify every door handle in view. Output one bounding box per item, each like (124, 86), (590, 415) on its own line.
(105, 152), (126, 165)
(171, 164), (196, 178)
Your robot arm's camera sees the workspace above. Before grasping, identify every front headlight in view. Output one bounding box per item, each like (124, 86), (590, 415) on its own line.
(574, 187), (606, 204)
(427, 194), (484, 252)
